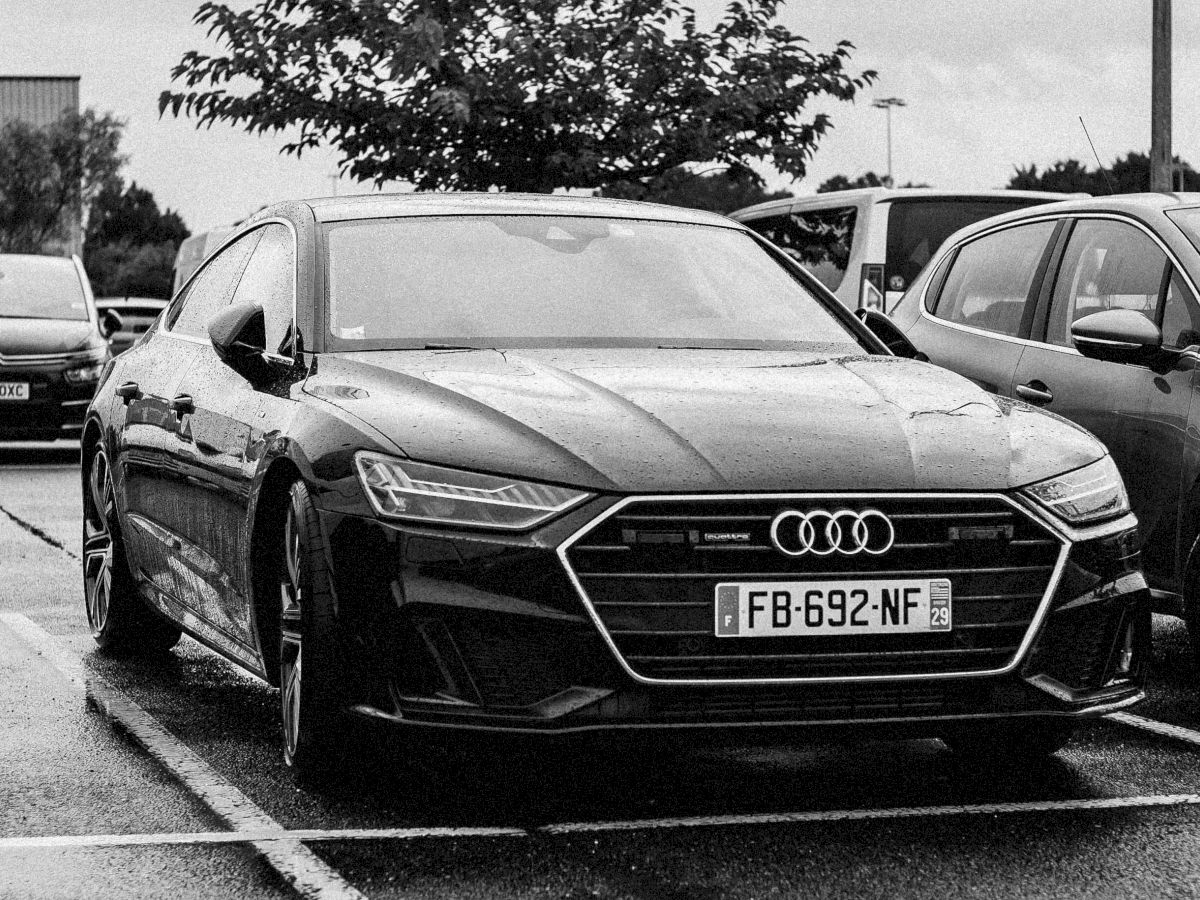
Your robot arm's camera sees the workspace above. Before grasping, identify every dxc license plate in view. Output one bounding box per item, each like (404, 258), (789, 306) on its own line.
(0, 382), (29, 401)
(714, 579), (952, 637)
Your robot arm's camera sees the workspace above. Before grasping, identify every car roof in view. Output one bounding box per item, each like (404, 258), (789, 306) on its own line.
(288, 192), (739, 227)
(931, 192), (1200, 247)
(730, 188), (1084, 220)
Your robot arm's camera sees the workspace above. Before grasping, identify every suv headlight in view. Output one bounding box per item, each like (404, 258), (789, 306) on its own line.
(64, 361), (106, 383)
(355, 452), (591, 530)
(1022, 456), (1129, 525)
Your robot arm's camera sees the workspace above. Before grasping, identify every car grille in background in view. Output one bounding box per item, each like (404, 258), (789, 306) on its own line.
(562, 495), (1064, 682)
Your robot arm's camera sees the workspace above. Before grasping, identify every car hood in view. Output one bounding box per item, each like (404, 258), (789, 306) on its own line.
(305, 349), (1105, 493)
(0, 318), (97, 356)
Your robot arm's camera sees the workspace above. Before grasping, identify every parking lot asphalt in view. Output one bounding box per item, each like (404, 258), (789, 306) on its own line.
(6, 443), (1200, 898)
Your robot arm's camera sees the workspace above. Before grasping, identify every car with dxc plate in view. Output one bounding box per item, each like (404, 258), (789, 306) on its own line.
(81, 193), (1149, 775)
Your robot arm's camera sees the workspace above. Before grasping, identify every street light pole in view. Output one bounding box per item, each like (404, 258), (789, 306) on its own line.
(872, 98), (907, 188)
(1151, 0), (1172, 192)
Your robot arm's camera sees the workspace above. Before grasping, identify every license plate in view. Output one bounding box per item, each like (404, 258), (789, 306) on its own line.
(715, 579), (952, 637)
(0, 382), (29, 401)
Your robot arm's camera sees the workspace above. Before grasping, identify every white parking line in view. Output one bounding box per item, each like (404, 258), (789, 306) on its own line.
(0, 826), (529, 850)
(9, 612), (1200, 875)
(5, 791), (1200, 851)
(0, 613), (366, 900)
(541, 792), (1200, 834)
(1106, 711), (1200, 748)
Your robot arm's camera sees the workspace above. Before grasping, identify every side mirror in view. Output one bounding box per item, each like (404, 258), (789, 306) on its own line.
(856, 308), (928, 362)
(1071, 309), (1163, 364)
(99, 309), (123, 340)
(208, 302), (269, 376)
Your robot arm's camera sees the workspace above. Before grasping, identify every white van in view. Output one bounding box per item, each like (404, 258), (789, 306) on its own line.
(730, 189), (1079, 312)
(171, 228), (234, 296)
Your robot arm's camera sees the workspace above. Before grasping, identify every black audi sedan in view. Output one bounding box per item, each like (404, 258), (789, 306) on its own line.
(1, 254), (119, 441)
(82, 194), (1149, 775)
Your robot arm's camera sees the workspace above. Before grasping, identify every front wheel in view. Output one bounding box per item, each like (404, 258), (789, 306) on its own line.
(943, 719), (1076, 762)
(278, 480), (353, 776)
(83, 445), (180, 654)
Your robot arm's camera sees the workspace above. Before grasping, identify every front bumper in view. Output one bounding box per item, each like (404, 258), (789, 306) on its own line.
(318, 495), (1148, 736)
(0, 358), (99, 440)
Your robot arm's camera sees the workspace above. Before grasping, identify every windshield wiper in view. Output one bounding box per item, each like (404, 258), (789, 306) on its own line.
(422, 343), (485, 351)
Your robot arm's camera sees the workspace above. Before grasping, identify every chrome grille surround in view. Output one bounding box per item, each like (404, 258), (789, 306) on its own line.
(557, 492), (1072, 686)
(0, 347), (105, 368)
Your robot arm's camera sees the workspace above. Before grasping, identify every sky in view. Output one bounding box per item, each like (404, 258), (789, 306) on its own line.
(1, 1), (1197, 232)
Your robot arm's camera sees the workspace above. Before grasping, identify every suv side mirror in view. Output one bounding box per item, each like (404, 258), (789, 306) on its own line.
(99, 308), (123, 340)
(1071, 309), (1163, 364)
(856, 308), (928, 361)
(208, 302), (271, 377)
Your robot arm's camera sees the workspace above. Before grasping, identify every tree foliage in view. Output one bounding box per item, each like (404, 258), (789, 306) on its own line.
(84, 181), (191, 299)
(161, 0), (874, 193)
(816, 171), (929, 193)
(86, 181), (190, 250)
(0, 110), (125, 253)
(1008, 151), (1200, 194)
(601, 164), (791, 214)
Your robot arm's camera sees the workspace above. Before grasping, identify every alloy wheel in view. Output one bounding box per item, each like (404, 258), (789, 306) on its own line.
(280, 500), (304, 763)
(83, 449), (116, 636)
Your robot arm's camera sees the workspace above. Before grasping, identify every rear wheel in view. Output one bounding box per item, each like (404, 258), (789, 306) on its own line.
(943, 719), (1076, 762)
(82, 445), (180, 654)
(279, 480), (353, 776)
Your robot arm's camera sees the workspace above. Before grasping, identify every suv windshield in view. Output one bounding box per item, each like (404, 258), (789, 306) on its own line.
(323, 215), (863, 351)
(0, 255), (88, 321)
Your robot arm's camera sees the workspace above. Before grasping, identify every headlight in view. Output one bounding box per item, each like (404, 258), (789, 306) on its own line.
(354, 452), (591, 530)
(1022, 456), (1129, 525)
(64, 361), (105, 383)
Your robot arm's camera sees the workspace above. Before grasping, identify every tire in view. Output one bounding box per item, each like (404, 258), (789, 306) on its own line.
(278, 479), (353, 776)
(82, 444), (181, 654)
(1181, 535), (1200, 672)
(943, 719), (1076, 762)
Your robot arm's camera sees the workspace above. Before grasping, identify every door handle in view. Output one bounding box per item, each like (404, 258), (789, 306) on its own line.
(170, 393), (195, 415)
(1016, 381), (1054, 404)
(115, 381), (140, 404)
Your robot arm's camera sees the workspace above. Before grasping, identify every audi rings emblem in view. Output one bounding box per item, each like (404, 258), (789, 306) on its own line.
(769, 508), (895, 557)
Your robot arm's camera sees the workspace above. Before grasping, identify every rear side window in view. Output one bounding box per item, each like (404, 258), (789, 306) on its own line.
(1043, 219), (1167, 348)
(167, 231), (261, 338)
(932, 221), (1056, 338)
(885, 199), (1049, 293)
(744, 206), (857, 291)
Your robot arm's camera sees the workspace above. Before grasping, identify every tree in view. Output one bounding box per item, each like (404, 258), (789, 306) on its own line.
(0, 110), (125, 253)
(1008, 151), (1200, 194)
(161, 0), (874, 194)
(816, 171), (929, 193)
(601, 164), (791, 214)
(86, 181), (190, 250)
(84, 181), (191, 298)
(85, 242), (180, 299)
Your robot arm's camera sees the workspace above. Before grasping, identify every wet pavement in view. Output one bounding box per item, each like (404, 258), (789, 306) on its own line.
(4, 442), (1200, 898)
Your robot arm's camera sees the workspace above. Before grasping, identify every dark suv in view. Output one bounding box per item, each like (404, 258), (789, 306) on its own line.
(886, 193), (1200, 658)
(0, 254), (119, 441)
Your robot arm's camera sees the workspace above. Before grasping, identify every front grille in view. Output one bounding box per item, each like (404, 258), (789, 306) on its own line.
(562, 495), (1064, 682)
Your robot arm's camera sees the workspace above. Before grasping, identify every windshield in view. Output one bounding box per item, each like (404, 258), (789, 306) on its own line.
(322, 215), (862, 351)
(884, 198), (1053, 293)
(1167, 208), (1200, 255)
(0, 255), (89, 321)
